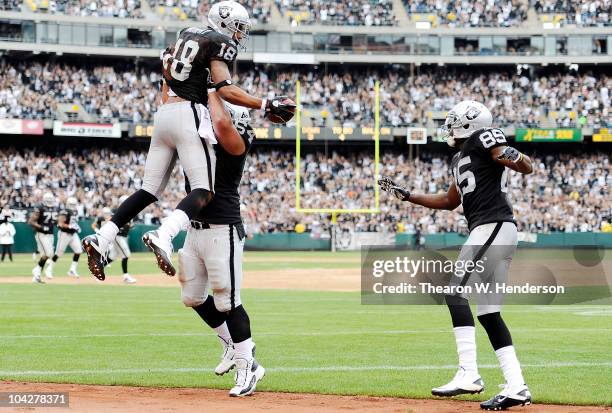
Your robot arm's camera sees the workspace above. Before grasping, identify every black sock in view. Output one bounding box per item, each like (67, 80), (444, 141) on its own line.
(121, 258), (128, 274)
(226, 305), (251, 344)
(478, 312), (513, 350)
(110, 189), (157, 228)
(73, 253), (80, 263)
(445, 295), (475, 327)
(175, 188), (213, 219)
(37, 257), (48, 269)
(193, 295), (226, 329)
(51, 255), (58, 262)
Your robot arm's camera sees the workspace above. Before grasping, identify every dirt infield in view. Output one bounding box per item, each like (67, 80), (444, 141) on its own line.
(0, 268), (361, 291)
(2, 381), (609, 413)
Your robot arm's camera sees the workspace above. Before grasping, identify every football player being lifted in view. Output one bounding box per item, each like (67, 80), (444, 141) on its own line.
(378, 101), (534, 411)
(82, 0), (296, 280)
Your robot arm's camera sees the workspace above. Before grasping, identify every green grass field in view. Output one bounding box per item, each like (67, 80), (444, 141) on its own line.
(0, 252), (611, 406)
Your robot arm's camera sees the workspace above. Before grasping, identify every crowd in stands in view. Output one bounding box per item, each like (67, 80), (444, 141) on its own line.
(0, 59), (161, 123)
(3, 0), (610, 27)
(0, 147), (610, 235)
(1, 60), (610, 129)
(276, 0), (396, 26)
(29, 0), (143, 18)
(532, 0), (611, 27)
(148, 0), (269, 24)
(404, 0), (528, 27)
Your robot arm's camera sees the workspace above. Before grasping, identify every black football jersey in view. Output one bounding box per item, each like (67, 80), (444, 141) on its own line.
(165, 27), (238, 105)
(190, 121), (256, 224)
(451, 128), (515, 231)
(34, 205), (56, 234)
(58, 209), (78, 233)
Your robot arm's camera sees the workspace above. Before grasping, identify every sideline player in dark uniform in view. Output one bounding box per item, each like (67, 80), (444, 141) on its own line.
(46, 197), (83, 279)
(178, 87), (263, 397)
(84, 0), (295, 282)
(29, 192), (57, 284)
(378, 100), (534, 411)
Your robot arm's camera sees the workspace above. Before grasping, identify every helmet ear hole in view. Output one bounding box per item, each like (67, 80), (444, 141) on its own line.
(463, 124), (470, 129)
(221, 22), (226, 28)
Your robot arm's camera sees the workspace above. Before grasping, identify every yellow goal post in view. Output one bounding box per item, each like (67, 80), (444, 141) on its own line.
(294, 80), (381, 222)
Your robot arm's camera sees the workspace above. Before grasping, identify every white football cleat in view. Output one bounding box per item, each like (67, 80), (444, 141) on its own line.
(32, 267), (45, 284)
(67, 269), (80, 278)
(229, 356), (265, 397)
(215, 337), (235, 376)
(123, 274), (137, 284)
(432, 367), (484, 397)
(142, 230), (175, 276)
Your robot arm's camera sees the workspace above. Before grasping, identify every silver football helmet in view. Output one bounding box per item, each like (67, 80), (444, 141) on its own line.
(441, 100), (492, 147)
(208, 1), (251, 50)
(66, 197), (78, 212)
(42, 192), (55, 208)
(224, 102), (251, 126)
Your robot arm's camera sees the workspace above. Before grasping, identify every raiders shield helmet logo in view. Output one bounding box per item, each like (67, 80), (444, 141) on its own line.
(465, 107), (481, 121)
(219, 5), (231, 18)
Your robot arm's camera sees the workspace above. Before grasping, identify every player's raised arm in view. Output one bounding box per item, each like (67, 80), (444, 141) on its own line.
(377, 176), (461, 211)
(207, 87), (246, 156)
(210, 60), (296, 124)
(491, 146), (533, 174)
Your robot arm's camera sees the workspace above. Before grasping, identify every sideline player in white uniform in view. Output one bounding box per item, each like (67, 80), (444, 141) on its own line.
(29, 192), (56, 284)
(179, 87), (263, 397)
(45, 197), (82, 279)
(379, 101), (534, 411)
(82, 0), (295, 281)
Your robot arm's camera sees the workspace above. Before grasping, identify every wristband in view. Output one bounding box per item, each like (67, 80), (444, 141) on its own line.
(260, 98), (267, 111)
(213, 79), (232, 90)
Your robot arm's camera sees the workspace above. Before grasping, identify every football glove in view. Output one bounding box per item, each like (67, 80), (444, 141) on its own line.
(497, 146), (523, 163)
(378, 176), (410, 201)
(264, 96), (296, 124)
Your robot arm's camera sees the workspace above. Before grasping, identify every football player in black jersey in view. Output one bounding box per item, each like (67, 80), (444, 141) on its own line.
(177, 88), (263, 397)
(84, 0), (296, 281)
(379, 100), (534, 411)
(29, 192), (57, 284)
(46, 197), (83, 279)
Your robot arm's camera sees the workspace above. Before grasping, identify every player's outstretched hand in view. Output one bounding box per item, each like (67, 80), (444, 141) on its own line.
(496, 146), (523, 163)
(378, 176), (410, 201)
(265, 96), (296, 124)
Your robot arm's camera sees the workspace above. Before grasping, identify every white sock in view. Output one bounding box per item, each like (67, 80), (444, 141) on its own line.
(46, 261), (54, 270)
(454, 326), (478, 374)
(70, 261), (78, 272)
(98, 222), (119, 248)
(234, 338), (254, 360)
(159, 210), (190, 240)
(214, 322), (232, 346)
(496, 345), (525, 387)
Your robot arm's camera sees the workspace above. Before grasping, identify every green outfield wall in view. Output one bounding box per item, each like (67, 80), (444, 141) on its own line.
(7, 223), (612, 253)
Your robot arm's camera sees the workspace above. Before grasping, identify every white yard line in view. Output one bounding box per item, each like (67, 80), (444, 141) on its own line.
(1, 361), (612, 377)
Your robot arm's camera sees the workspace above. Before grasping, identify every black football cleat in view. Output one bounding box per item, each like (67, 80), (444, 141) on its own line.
(82, 235), (108, 281)
(142, 230), (176, 276)
(481, 384), (532, 411)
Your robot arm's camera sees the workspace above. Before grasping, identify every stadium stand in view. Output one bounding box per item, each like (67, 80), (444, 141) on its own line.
(1, 147), (610, 234)
(148, 0), (270, 23)
(275, 0), (397, 26)
(532, 0), (611, 27)
(404, 0), (529, 28)
(1, 59), (610, 129)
